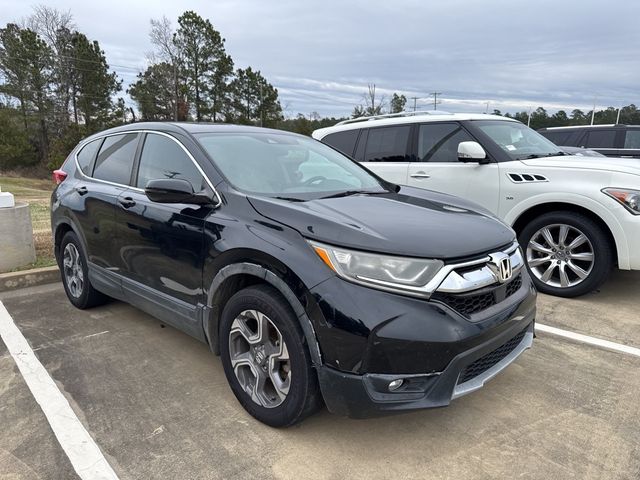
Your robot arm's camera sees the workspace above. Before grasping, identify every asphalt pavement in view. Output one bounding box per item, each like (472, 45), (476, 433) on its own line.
(1, 271), (639, 479)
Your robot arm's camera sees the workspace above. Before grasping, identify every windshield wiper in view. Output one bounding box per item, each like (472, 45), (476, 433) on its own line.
(318, 189), (388, 200)
(521, 151), (566, 160)
(273, 196), (306, 202)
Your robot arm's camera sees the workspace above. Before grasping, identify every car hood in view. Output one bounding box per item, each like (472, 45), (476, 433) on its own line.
(521, 156), (640, 176)
(247, 186), (515, 260)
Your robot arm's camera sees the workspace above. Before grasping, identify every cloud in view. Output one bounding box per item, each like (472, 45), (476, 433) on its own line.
(1, 0), (638, 117)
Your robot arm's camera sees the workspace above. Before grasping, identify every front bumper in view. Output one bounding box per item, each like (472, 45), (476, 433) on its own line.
(308, 268), (537, 418)
(317, 319), (534, 418)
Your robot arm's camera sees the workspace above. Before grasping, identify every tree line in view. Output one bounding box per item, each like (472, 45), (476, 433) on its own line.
(128, 11), (282, 127)
(0, 6), (283, 172)
(1, 6), (639, 173)
(499, 105), (640, 130)
(0, 6), (124, 171)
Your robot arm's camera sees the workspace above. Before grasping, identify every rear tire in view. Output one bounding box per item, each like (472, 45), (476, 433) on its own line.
(59, 231), (109, 309)
(219, 284), (322, 427)
(518, 211), (613, 297)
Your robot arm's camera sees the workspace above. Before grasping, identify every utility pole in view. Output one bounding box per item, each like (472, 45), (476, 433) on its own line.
(527, 107), (532, 127)
(616, 107), (621, 124)
(410, 96), (418, 112)
(590, 97), (597, 125)
(485, 102), (490, 114)
(259, 83), (264, 127)
(429, 92), (442, 110)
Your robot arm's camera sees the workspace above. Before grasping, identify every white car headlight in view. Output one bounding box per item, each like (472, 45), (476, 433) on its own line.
(602, 188), (640, 215)
(309, 240), (444, 296)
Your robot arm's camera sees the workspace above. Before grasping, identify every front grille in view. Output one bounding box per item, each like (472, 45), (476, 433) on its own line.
(431, 273), (522, 317)
(458, 328), (527, 384)
(505, 273), (522, 297)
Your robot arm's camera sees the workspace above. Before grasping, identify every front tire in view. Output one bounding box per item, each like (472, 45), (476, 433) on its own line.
(219, 284), (322, 427)
(518, 211), (613, 297)
(59, 231), (109, 309)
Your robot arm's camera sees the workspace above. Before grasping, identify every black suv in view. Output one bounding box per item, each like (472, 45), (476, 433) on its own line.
(538, 124), (640, 158)
(51, 123), (536, 426)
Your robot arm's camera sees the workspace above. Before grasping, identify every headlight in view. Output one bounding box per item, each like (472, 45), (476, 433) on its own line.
(602, 188), (640, 215)
(309, 240), (444, 296)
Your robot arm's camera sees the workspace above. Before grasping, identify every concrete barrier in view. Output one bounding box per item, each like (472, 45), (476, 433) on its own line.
(0, 266), (60, 292)
(0, 202), (36, 271)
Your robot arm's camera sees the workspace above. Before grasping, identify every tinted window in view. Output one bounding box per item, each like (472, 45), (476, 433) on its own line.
(76, 138), (102, 175)
(418, 123), (475, 162)
(584, 130), (616, 148)
(323, 130), (359, 157)
(541, 131), (572, 145)
(136, 134), (205, 191)
(363, 126), (410, 162)
(93, 134), (139, 185)
(624, 130), (640, 149)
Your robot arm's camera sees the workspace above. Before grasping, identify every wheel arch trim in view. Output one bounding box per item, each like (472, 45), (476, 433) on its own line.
(204, 262), (322, 366)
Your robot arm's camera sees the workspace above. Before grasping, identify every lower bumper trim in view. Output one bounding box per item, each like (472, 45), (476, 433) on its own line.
(452, 330), (533, 399)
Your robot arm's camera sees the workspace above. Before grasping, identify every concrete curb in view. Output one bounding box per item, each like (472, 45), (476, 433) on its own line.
(0, 266), (60, 292)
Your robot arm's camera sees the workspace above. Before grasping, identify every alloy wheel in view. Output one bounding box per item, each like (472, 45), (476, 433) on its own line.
(526, 223), (595, 288)
(228, 309), (291, 408)
(63, 243), (84, 298)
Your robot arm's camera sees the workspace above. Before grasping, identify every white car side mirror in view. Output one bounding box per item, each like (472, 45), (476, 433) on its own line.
(458, 141), (488, 162)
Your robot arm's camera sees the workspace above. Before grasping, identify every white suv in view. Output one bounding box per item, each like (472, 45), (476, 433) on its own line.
(313, 112), (640, 297)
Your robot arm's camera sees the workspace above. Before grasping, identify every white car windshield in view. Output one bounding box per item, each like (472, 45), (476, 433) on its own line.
(196, 132), (387, 200)
(475, 121), (564, 160)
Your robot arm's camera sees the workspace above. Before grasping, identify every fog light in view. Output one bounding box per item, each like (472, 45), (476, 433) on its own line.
(388, 379), (404, 391)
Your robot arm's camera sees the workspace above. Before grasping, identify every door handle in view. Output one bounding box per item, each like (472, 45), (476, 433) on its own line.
(75, 186), (88, 195)
(118, 197), (136, 209)
(410, 172), (431, 179)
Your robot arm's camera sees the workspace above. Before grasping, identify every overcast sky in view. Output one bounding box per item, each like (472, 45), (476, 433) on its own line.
(1, 0), (639, 118)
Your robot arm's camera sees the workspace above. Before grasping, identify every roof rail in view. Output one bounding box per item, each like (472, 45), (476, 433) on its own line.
(543, 124), (618, 130)
(336, 110), (452, 126)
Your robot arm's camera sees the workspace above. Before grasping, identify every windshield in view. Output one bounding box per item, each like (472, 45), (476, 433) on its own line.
(474, 120), (564, 160)
(196, 132), (387, 199)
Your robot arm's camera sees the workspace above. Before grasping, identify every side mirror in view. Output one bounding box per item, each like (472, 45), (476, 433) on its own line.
(458, 141), (488, 163)
(145, 178), (211, 205)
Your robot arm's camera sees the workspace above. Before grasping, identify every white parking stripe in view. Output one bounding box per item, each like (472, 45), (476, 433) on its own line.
(536, 323), (640, 358)
(0, 302), (120, 480)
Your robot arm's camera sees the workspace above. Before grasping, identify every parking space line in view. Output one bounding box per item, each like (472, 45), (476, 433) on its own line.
(536, 323), (640, 358)
(0, 301), (120, 480)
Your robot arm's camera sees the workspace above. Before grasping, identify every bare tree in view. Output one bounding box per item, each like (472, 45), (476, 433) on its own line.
(24, 5), (75, 46)
(149, 16), (179, 120)
(352, 83), (386, 118)
(24, 5), (76, 131)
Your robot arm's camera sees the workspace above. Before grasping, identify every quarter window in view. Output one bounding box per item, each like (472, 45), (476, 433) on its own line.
(418, 123), (476, 162)
(136, 134), (205, 191)
(323, 130), (359, 157)
(363, 126), (410, 162)
(624, 130), (640, 149)
(76, 138), (102, 175)
(584, 130), (616, 148)
(93, 134), (139, 185)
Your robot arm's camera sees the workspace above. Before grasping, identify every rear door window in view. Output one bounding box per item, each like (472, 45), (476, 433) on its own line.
(417, 123), (476, 162)
(323, 130), (359, 157)
(624, 130), (640, 149)
(584, 130), (616, 148)
(93, 134), (139, 185)
(363, 126), (411, 162)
